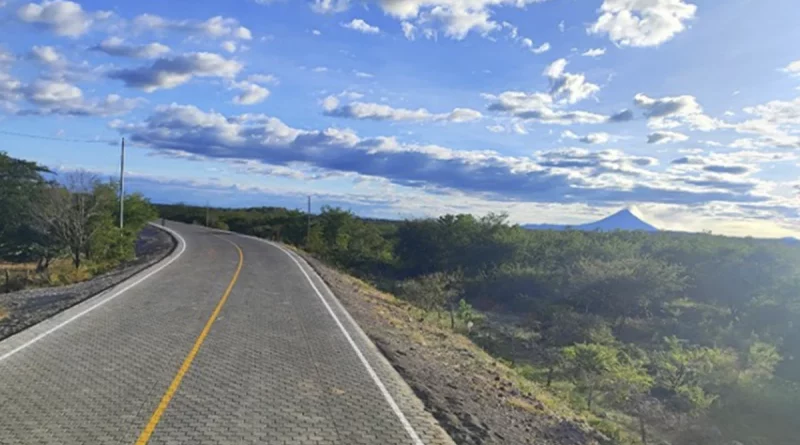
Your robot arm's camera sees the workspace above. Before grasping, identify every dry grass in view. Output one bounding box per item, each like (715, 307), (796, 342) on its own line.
(0, 306), (8, 321)
(0, 262), (37, 271)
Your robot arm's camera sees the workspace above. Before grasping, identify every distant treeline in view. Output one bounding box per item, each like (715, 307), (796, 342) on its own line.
(157, 203), (800, 445)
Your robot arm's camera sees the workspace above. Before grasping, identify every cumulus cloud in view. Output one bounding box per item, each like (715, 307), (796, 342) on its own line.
(588, 0), (697, 47)
(648, 131), (689, 144)
(342, 18), (380, 34)
(18, 79), (140, 116)
(401, 21), (416, 40)
(16, 0), (108, 37)
(322, 96), (482, 123)
(90, 37), (170, 59)
(781, 60), (800, 76)
(313, 0), (546, 40)
(484, 91), (611, 125)
(582, 48), (607, 57)
(729, 97), (800, 148)
(634, 93), (724, 131)
(116, 104), (766, 205)
(544, 58), (600, 104)
(108, 52), (242, 92)
(231, 81), (270, 105)
(221, 41), (237, 53)
(563, 131), (612, 144)
(29, 45), (66, 66)
(521, 39), (550, 54)
(311, 0), (350, 13)
(133, 14), (252, 40)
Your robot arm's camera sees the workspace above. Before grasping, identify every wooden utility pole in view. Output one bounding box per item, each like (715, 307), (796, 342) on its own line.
(119, 138), (125, 229)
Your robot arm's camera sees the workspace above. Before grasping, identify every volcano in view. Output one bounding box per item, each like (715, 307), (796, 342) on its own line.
(523, 207), (658, 232)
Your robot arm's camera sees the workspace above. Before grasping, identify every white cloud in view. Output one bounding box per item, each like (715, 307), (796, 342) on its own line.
(221, 41), (237, 53)
(232, 81), (270, 105)
(312, 29), (322, 35)
(29, 45), (65, 66)
(321, 95), (340, 111)
(582, 132), (611, 144)
(634, 93), (724, 131)
(582, 48), (607, 57)
(562, 130), (612, 144)
(91, 37), (170, 59)
(323, 96), (482, 123)
(401, 21), (416, 40)
(782, 60), (800, 76)
(108, 52), (243, 92)
(314, 0), (547, 41)
(519, 38), (549, 53)
(531, 42), (550, 54)
(311, 0), (350, 13)
(342, 18), (380, 34)
(648, 131), (689, 144)
(544, 58), (601, 104)
(561, 130), (578, 139)
(21, 79), (140, 116)
(558, 20), (565, 32)
(447, 108), (483, 123)
(485, 91), (611, 125)
(313, 66), (329, 73)
(588, 0), (697, 47)
(248, 74), (279, 85)
(133, 14), (252, 40)
(16, 0), (107, 37)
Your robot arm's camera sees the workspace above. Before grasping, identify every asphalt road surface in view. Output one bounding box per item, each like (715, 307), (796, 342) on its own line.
(0, 223), (452, 445)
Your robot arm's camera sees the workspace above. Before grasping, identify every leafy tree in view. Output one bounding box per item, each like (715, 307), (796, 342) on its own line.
(562, 343), (621, 410)
(396, 272), (461, 323)
(0, 152), (51, 264)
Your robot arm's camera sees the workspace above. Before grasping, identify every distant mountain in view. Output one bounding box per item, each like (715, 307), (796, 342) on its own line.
(524, 208), (658, 232)
(781, 237), (800, 246)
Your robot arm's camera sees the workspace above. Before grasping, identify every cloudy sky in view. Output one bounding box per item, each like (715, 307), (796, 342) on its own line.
(2, 0), (800, 237)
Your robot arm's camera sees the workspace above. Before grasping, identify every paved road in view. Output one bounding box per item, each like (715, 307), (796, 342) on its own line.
(0, 223), (453, 445)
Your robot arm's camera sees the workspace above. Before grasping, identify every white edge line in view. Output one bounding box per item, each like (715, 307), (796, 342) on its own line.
(0, 223), (187, 362)
(247, 235), (425, 445)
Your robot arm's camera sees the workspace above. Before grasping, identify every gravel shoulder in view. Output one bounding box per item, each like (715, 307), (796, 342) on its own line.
(0, 225), (176, 341)
(297, 251), (608, 445)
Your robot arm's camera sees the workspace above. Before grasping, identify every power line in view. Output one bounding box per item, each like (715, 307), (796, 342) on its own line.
(0, 129), (115, 144)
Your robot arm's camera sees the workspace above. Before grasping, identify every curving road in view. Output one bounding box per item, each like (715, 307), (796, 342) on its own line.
(0, 222), (452, 445)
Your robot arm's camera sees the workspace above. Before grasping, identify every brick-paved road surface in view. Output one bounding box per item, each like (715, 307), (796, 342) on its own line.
(0, 223), (453, 445)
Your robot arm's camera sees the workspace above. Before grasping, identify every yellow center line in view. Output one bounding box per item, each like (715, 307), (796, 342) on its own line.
(135, 238), (244, 445)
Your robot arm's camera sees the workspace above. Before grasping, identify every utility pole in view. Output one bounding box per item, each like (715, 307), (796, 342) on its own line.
(307, 196), (311, 244)
(119, 137), (125, 229)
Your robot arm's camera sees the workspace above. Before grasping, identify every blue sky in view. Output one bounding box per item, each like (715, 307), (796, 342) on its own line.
(2, 0), (800, 236)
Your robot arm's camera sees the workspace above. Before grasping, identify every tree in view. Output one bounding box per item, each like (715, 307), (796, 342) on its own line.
(568, 256), (687, 323)
(651, 336), (739, 415)
(396, 272), (461, 324)
(0, 152), (50, 264)
(539, 311), (615, 387)
(562, 343), (621, 410)
(31, 172), (113, 268)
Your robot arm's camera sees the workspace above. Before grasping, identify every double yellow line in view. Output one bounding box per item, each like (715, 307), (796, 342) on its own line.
(135, 239), (244, 445)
